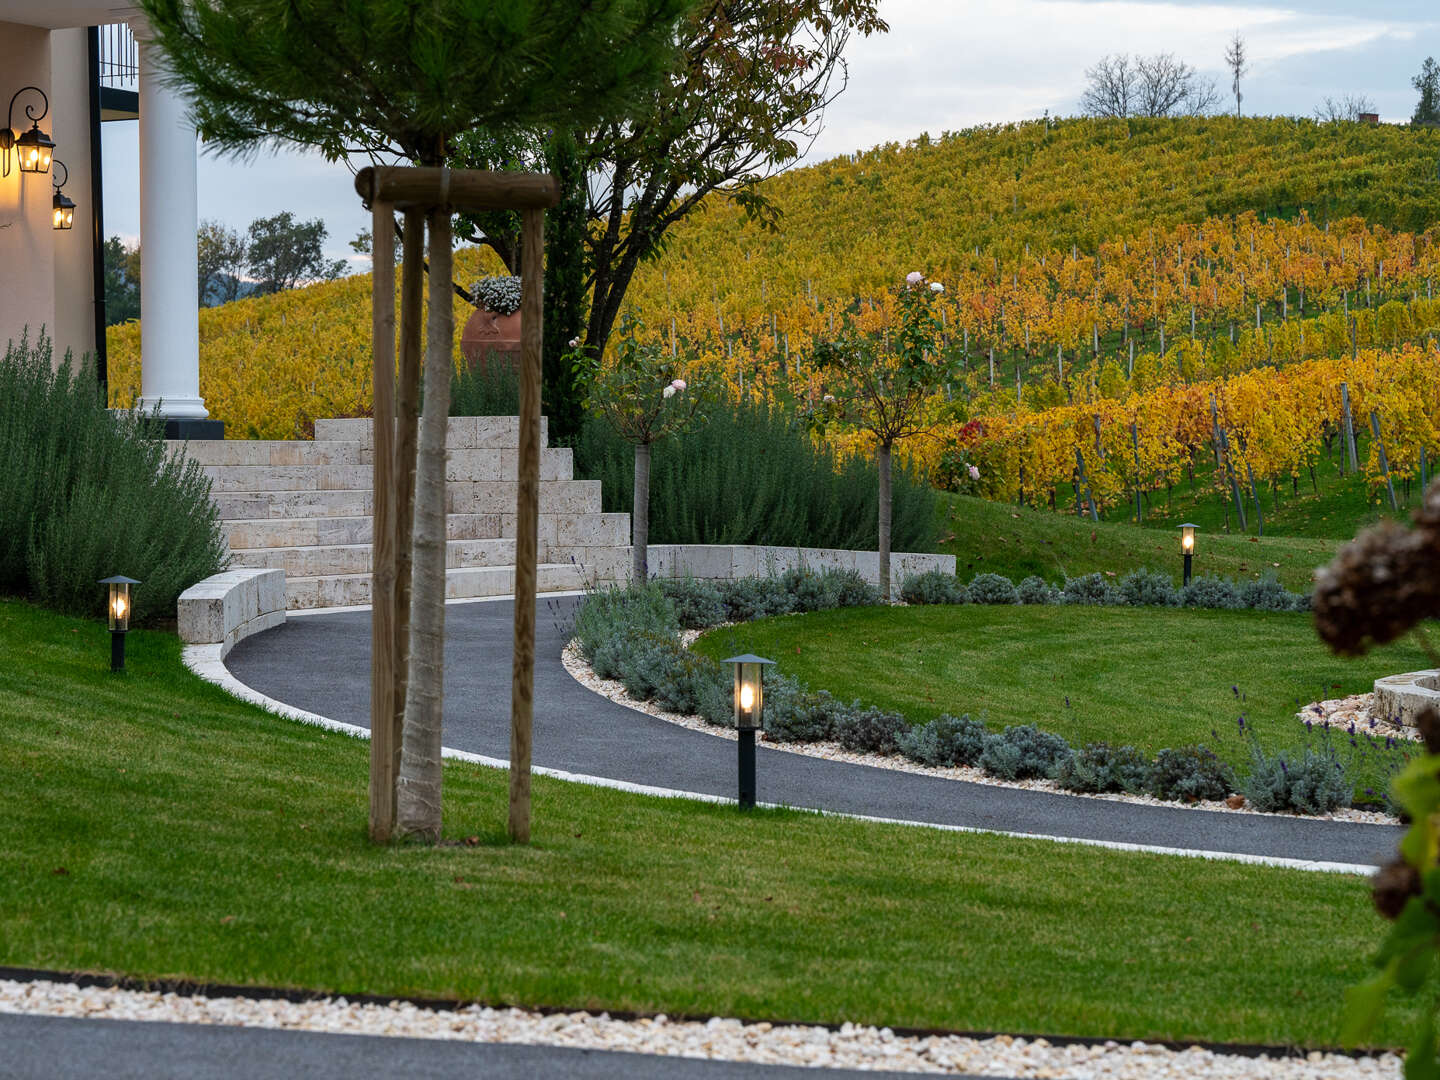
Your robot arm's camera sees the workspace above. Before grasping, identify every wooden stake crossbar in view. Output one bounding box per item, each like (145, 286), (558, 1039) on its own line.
(358, 165), (558, 847)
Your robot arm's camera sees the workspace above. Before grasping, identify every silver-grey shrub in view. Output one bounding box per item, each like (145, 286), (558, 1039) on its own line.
(1062, 572), (1119, 606)
(967, 572), (1020, 604)
(978, 724), (1073, 780)
(574, 582), (677, 665)
(899, 569), (967, 605)
(1180, 576), (1244, 610)
(896, 713), (989, 766)
(1017, 575), (1060, 605)
(1243, 743), (1350, 814)
(1053, 742), (1153, 793)
(719, 576), (796, 621)
(1117, 568), (1179, 607)
(659, 577), (727, 629)
(833, 704), (907, 754)
(1238, 576), (1301, 613)
(1150, 745), (1235, 801)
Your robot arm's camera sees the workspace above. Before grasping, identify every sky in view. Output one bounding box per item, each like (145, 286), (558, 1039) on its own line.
(99, 0), (1437, 270)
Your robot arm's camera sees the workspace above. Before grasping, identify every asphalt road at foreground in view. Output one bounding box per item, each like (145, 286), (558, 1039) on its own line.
(225, 596), (1404, 867)
(0, 1012), (963, 1080)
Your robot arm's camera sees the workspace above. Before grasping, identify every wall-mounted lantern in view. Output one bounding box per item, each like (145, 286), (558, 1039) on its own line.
(725, 653), (775, 809)
(52, 160), (74, 230)
(1, 86), (54, 178)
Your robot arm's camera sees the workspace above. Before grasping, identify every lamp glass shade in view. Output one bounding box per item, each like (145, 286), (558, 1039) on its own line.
(52, 191), (74, 230)
(1179, 523), (1197, 554)
(100, 575), (140, 632)
(725, 654), (775, 731)
(17, 125), (53, 173)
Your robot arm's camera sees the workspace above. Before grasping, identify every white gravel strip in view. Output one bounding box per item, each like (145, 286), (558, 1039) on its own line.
(561, 643), (1398, 827)
(0, 979), (1401, 1078)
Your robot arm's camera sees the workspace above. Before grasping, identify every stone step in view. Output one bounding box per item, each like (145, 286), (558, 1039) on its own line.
(223, 514), (503, 549)
(230, 538), (518, 577)
(169, 440), (364, 467)
(285, 562), (587, 610)
(314, 415), (549, 450)
(215, 489), (375, 520)
(448, 479), (602, 516)
(202, 464), (372, 493)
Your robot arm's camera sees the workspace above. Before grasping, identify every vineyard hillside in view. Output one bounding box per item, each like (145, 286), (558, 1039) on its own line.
(108, 116), (1440, 441)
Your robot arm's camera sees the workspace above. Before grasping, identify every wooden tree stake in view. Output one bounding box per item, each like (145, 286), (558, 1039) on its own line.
(367, 195), (397, 844)
(509, 207), (545, 844)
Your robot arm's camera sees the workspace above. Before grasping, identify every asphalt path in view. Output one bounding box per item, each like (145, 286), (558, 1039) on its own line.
(0, 1012), (960, 1080)
(225, 596), (1404, 867)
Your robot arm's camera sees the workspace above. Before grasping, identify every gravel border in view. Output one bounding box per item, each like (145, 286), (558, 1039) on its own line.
(560, 641), (1397, 827)
(0, 978), (1402, 1078)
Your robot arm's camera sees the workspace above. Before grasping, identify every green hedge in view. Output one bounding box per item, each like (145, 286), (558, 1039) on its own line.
(573, 394), (936, 551)
(0, 331), (227, 624)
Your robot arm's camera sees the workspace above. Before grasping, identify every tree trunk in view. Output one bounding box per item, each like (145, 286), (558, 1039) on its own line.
(632, 440), (652, 583)
(877, 440), (893, 602)
(396, 207), (453, 843)
(392, 209), (424, 819)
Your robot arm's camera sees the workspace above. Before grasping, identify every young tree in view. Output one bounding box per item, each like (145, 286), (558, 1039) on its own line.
(1413, 57), (1440, 126)
(1081, 53), (1216, 118)
(140, 0), (694, 844)
(579, 315), (708, 581)
(1225, 32), (1248, 118)
(197, 219), (247, 304)
(450, 0), (887, 363)
(245, 212), (345, 295)
(810, 275), (958, 601)
(1314, 93), (1377, 123)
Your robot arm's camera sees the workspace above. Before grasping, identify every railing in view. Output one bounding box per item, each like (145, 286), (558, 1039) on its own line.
(97, 23), (137, 89)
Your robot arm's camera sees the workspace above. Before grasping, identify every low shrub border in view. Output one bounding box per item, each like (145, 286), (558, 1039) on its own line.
(898, 567), (1311, 613)
(570, 570), (1389, 818)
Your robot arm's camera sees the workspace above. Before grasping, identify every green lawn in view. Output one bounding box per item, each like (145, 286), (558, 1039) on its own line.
(0, 597), (1418, 1047)
(936, 492), (1338, 592)
(693, 604), (1423, 792)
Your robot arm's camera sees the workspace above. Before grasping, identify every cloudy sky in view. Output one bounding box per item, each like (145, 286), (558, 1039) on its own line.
(100, 0), (1437, 269)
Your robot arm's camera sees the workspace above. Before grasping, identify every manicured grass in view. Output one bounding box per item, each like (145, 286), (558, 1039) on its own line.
(693, 604), (1424, 787)
(936, 492), (1338, 592)
(0, 597), (1416, 1047)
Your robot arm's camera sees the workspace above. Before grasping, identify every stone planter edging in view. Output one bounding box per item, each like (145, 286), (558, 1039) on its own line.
(1373, 669), (1440, 728)
(177, 568), (287, 658)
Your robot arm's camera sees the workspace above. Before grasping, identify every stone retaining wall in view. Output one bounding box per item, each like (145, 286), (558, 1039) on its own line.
(642, 544), (955, 591)
(177, 568), (287, 657)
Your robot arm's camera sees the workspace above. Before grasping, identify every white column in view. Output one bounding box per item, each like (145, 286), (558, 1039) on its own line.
(135, 23), (206, 419)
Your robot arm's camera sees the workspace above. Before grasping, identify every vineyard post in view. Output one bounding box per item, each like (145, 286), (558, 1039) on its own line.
(1074, 448), (1098, 522)
(1236, 431), (1265, 536)
(1131, 421), (1142, 524)
(1370, 411), (1400, 512)
(1128, 339), (1134, 377)
(1341, 382), (1359, 473)
(989, 346), (995, 387)
(1056, 344), (1062, 382)
(1211, 397), (1247, 531)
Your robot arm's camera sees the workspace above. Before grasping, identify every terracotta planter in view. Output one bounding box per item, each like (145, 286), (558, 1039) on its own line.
(461, 305), (522, 374)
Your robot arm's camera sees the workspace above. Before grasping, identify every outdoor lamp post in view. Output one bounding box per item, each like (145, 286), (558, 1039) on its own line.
(725, 654), (775, 810)
(51, 160), (74, 230)
(1179, 524), (1196, 587)
(1, 86), (54, 178)
(99, 575), (139, 671)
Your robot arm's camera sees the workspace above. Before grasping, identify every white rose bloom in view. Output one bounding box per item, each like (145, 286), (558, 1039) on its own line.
(930, 282), (945, 293)
(662, 385), (676, 399)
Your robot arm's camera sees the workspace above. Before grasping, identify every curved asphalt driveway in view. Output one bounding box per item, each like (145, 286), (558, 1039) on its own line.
(225, 596), (1403, 867)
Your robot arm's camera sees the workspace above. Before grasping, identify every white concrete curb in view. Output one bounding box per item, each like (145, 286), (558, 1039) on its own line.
(182, 637), (1377, 878)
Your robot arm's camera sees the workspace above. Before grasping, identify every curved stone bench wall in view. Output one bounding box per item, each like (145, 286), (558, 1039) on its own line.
(1374, 670), (1440, 728)
(178, 568), (287, 658)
